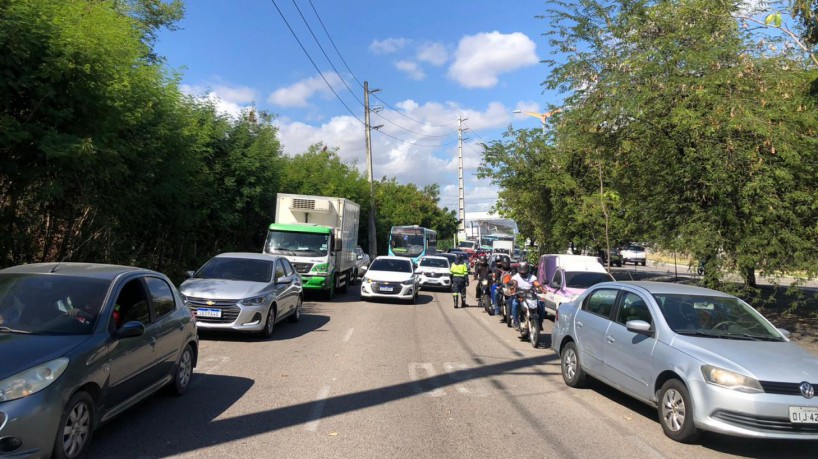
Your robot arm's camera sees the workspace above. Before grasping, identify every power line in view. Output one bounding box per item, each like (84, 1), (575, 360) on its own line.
(269, 0), (364, 124)
(306, 0), (457, 129)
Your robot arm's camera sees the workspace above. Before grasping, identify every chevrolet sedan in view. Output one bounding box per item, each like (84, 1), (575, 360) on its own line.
(0, 263), (197, 458)
(179, 253), (303, 338)
(552, 281), (818, 442)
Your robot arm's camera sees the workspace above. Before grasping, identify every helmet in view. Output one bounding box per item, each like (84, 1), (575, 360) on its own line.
(457, 254), (467, 264)
(517, 261), (531, 276)
(478, 255), (488, 266)
(498, 255), (511, 269)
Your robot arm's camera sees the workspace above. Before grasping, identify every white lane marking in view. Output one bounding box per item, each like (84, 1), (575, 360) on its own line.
(305, 385), (331, 432)
(443, 362), (472, 395)
(409, 363), (446, 397)
(343, 328), (355, 343)
(196, 356), (230, 374)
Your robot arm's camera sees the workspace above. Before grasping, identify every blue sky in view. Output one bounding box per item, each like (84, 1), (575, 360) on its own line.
(155, 0), (567, 213)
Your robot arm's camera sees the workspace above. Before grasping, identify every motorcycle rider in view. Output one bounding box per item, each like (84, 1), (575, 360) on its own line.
(509, 261), (546, 330)
(473, 254), (492, 300)
(450, 254), (469, 308)
(490, 255), (512, 316)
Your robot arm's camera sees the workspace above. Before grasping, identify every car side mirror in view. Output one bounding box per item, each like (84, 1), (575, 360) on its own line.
(626, 320), (653, 336)
(115, 321), (145, 339)
(186, 270), (195, 278)
(357, 254), (363, 260)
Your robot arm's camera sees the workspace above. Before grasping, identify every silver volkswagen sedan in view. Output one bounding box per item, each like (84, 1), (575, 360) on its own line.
(180, 253), (303, 338)
(552, 281), (818, 442)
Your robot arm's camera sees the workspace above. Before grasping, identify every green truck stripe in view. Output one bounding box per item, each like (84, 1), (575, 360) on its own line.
(268, 223), (332, 234)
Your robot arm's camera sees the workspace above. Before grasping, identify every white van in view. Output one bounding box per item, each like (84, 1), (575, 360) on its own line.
(537, 254), (614, 316)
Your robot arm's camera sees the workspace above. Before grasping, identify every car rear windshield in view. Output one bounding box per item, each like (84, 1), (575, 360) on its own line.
(195, 258), (274, 283)
(626, 245), (644, 251)
(369, 259), (412, 273)
(0, 273), (110, 335)
(565, 272), (614, 289)
(420, 258), (448, 268)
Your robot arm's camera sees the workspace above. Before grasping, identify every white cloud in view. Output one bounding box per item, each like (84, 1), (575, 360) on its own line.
(268, 73), (342, 108)
(395, 60), (426, 80)
(369, 37), (410, 54)
(448, 31), (539, 89)
(181, 83), (256, 118)
(417, 42), (448, 66)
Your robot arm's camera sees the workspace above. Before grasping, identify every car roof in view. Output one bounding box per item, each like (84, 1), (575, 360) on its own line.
(372, 256), (413, 262)
(0, 262), (151, 280)
(608, 281), (733, 297)
(420, 256), (448, 261)
(214, 252), (279, 261)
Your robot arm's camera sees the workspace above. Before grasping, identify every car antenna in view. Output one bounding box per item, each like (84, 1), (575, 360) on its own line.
(50, 229), (103, 273)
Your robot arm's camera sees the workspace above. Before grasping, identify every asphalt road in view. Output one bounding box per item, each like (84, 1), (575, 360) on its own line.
(87, 284), (818, 458)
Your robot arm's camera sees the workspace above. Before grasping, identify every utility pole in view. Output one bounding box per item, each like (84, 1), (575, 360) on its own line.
(364, 81), (381, 258)
(458, 115), (468, 244)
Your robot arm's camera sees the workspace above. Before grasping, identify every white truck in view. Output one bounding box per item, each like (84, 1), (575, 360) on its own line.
(491, 240), (514, 258)
(264, 194), (360, 299)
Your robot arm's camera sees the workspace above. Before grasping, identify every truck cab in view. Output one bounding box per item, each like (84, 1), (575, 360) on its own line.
(537, 254), (614, 317)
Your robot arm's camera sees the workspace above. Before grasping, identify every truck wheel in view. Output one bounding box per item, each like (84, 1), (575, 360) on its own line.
(326, 276), (335, 300)
(339, 272), (349, 294)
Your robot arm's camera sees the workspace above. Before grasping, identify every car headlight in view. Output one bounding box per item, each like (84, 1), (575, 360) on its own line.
(241, 295), (267, 306)
(362, 277), (372, 284)
(311, 263), (329, 273)
(0, 357), (69, 402)
(401, 278), (415, 286)
(701, 365), (763, 393)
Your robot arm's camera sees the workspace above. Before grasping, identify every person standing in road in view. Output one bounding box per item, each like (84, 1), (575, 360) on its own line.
(450, 254), (469, 308)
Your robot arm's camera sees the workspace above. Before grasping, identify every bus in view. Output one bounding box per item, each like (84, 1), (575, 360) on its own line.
(388, 226), (437, 263)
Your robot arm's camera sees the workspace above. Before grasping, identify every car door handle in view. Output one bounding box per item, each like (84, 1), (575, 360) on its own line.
(576, 321), (583, 328)
(150, 337), (157, 347)
(178, 322), (184, 331)
(606, 335), (615, 343)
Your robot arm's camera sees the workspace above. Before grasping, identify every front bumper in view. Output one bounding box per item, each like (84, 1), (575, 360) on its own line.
(0, 382), (65, 458)
(418, 274), (451, 288)
(360, 281), (416, 300)
(689, 379), (818, 439)
(189, 302), (269, 332)
(302, 275), (330, 290)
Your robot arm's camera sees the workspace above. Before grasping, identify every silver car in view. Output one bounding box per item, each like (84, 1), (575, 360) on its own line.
(552, 281), (818, 442)
(180, 253), (303, 338)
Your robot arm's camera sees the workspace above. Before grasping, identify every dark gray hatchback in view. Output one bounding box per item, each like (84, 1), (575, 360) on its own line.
(0, 263), (198, 458)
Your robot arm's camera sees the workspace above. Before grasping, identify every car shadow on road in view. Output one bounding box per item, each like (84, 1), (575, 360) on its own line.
(581, 379), (818, 455)
(197, 310), (330, 342)
(87, 355), (557, 457)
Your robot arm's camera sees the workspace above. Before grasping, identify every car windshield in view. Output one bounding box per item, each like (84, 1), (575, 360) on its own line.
(441, 254), (457, 264)
(0, 273), (110, 335)
(369, 259), (412, 273)
(565, 272), (613, 289)
(195, 258), (274, 283)
(265, 230), (329, 256)
(420, 258), (448, 268)
(458, 241), (476, 249)
(390, 228), (425, 257)
(654, 293), (783, 340)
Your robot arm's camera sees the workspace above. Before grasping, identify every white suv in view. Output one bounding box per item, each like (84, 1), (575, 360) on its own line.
(415, 256), (452, 290)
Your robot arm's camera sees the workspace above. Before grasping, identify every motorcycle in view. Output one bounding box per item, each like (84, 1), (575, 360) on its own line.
(515, 288), (542, 348)
(500, 283), (515, 327)
(477, 277), (493, 315)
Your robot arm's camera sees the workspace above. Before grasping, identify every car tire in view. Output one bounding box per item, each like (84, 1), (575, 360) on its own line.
(658, 379), (700, 443)
(172, 344), (194, 395)
(641, 260), (647, 266)
(53, 391), (95, 459)
(326, 275), (336, 300)
(259, 305), (276, 339)
(289, 296), (302, 323)
(560, 342), (587, 388)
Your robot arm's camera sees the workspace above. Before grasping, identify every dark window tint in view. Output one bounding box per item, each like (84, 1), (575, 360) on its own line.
(370, 258), (412, 273)
(419, 258), (449, 268)
(551, 270), (563, 288)
(616, 292), (652, 325)
(275, 260), (286, 280)
(565, 272), (613, 289)
(583, 289), (617, 318)
(195, 257), (274, 283)
(146, 277), (175, 319)
(627, 245), (644, 252)
(115, 279), (150, 327)
(282, 259), (295, 277)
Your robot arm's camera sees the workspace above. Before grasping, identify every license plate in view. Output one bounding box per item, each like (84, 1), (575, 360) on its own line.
(790, 406), (818, 424)
(380, 286), (394, 292)
(196, 308), (222, 318)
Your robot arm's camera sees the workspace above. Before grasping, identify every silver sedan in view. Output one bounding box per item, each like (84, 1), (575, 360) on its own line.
(552, 281), (818, 442)
(180, 253), (303, 338)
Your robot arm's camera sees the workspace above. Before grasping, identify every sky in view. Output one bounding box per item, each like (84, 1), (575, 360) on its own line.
(153, 0), (569, 214)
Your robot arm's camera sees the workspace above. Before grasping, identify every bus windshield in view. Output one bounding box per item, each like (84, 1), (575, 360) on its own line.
(390, 227), (426, 258)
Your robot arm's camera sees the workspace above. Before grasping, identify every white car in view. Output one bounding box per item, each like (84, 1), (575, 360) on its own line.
(415, 255), (451, 290)
(360, 256), (418, 303)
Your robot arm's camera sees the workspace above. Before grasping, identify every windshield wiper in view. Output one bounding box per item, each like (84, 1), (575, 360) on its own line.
(0, 326), (33, 334)
(723, 332), (783, 342)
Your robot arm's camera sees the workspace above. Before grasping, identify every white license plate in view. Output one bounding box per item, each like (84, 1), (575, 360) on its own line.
(789, 406), (818, 424)
(380, 286), (394, 292)
(196, 308), (222, 318)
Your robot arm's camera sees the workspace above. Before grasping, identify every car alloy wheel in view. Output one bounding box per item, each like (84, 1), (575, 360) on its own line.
(560, 342), (586, 388)
(174, 345), (194, 394)
(55, 392), (94, 459)
(658, 379), (700, 443)
(289, 296), (302, 323)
